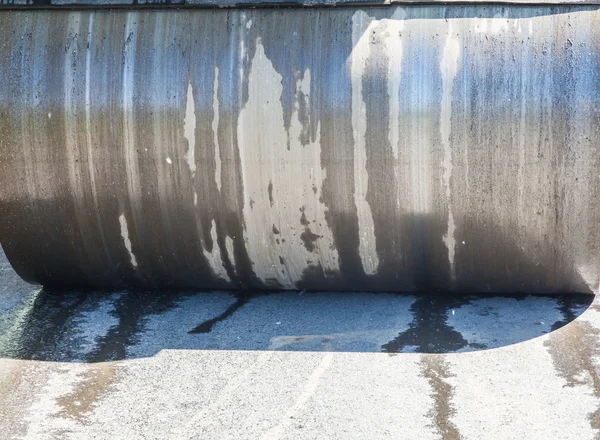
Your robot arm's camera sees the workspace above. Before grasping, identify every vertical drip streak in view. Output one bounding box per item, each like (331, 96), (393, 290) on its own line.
(440, 20), (461, 284)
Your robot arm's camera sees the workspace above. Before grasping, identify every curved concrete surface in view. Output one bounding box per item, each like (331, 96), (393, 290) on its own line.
(1, 7), (599, 292)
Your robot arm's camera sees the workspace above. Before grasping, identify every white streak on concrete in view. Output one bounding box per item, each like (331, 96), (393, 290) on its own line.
(64, 15), (84, 209)
(172, 351), (274, 437)
(225, 236), (236, 276)
(122, 13), (143, 253)
(473, 12), (509, 35)
(23, 364), (90, 440)
(473, 17), (488, 33)
(193, 192), (198, 207)
(490, 13), (509, 33)
(238, 40), (339, 287)
(440, 20), (461, 284)
(213, 67), (222, 191)
(203, 220), (230, 282)
(183, 82), (196, 175)
(260, 352), (334, 440)
(166, 157), (172, 165)
(119, 214), (138, 268)
(85, 16), (96, 204)
(350, 11), (380, 276)
(386, 9), (406, 162)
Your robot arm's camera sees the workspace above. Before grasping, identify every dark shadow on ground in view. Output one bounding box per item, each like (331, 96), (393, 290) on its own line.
(0, 287), (593, 362)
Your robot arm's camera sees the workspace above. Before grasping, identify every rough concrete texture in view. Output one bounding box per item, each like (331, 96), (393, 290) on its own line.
(1, 7), (599, 293)
(2, 0), (600, 8)
(1, 248), (600, 439)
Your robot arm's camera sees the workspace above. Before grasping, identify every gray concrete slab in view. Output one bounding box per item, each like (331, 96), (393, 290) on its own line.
(1, 246), (600, 439)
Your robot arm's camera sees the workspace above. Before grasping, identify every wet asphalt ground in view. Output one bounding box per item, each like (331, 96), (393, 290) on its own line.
(1, 248), (600, 440)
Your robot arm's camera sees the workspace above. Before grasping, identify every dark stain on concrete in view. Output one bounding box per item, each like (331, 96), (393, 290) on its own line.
(268, 181), (274, 207)
(88, 290), (191, 362)
(188, 292), (257, 334)
(382, 296), (470, 354)
(300, 207), (309, 227)
(56, 363), (117, 421)
(421, 354), (462, 440)
(300, 228), (321, 253)
(299, 207), (321, 252)
(1, 288), (89, 362)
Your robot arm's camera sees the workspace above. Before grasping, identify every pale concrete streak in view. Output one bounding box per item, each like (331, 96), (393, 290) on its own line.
(213, 66), (222, 191)
(490, 12), (510, 34)
(121, 13), (143, 232)
(238, 40), (338, 287)
(63, 14), (88, 241)
(440, 19), (461, 285)
(289, 70), (339, 277)
(119, 213), (138, 268)
(0, 360), (37, 439)
(386, 9), (406, 162)
(84, 13), (111, 263)
(261, 352), (334, 440)
(202, 220), (230, 282)
(170, 351), (275, 438)
(349, 11), (381, 276)
(238, 39), (293, 286)
(183, 81), (197, 175)
(22, 364), (89, 440)
(225, 236), (236, 277)
(276, 352), (438, 440)
(385, 9), (406, 225)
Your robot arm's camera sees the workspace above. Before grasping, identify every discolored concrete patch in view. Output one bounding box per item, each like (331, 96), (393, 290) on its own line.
(421, 354), (461, 440)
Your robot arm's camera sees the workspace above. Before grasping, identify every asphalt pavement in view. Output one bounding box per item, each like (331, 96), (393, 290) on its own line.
(1, 247), (599, 440)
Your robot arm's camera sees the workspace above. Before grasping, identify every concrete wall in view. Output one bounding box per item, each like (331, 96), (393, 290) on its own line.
(1, 6), (599, 292)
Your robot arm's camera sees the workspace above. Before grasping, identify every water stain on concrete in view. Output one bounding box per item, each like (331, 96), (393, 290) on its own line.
(420, 354), (461, 440)
(56, 363), (117, 421)
(188, 292), (258, 334)
(382, 296), (470, 353)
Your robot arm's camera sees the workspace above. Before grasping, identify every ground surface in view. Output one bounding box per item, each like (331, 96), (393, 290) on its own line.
(1, 248), (600, 440)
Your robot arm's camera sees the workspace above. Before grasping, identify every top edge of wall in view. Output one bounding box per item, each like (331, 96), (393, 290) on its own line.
(1, 0), (600, 9)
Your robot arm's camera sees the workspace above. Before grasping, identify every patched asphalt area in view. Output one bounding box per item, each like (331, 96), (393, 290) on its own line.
(0, 247), (599, 440)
